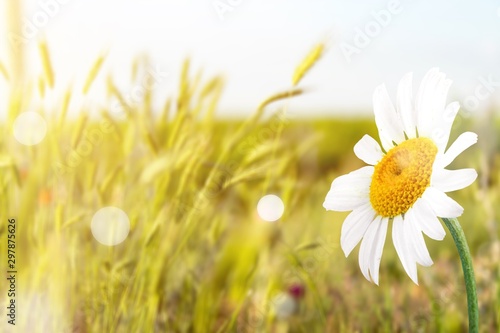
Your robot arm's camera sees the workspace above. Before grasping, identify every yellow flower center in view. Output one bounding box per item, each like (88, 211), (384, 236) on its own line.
(370, 137), (438, 218)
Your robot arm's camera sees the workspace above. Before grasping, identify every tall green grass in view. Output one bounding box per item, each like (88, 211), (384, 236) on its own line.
(0, 39), (499, 332)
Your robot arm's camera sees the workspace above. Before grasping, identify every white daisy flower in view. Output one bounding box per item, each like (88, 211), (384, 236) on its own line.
(323, 68), (478, 285)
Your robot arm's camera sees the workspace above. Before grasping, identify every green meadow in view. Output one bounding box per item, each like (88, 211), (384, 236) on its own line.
(0, 5), (499, 328)
(1, 52), (499, 332)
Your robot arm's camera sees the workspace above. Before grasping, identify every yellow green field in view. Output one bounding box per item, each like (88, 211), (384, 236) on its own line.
(1, 4), (499, 329)
(1, 48), (499, 332)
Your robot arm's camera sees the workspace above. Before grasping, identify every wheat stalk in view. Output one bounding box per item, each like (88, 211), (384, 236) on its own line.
(83, 54), (106, 94)
(39, 41), (55, 88)
(292, 43), (324, 86)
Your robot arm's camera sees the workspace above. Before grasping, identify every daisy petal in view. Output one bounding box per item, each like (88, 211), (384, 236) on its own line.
(437, 132), (478, 168)
(353, 134), (384, 165)
(323, 166), (373, 211)
(411, 198), (446, 240)
(358, 216), (384, 283)
(416, 68), (452, 137)
(393, 215), (418, 284)
(415, 68), (440, 134)
(396, 72), (416, 138)
(340, 203), (377, 257)
(373, 84), (405, 151)
(369, 217), (388, 285)
(432, 168), (478, 192)
(431, 102), (460, 153)
(405, 209), (433, 267)
(422, 187), (464, 218)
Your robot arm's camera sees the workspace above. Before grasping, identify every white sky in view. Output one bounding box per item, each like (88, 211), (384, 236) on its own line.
(1, 0), (500, 117)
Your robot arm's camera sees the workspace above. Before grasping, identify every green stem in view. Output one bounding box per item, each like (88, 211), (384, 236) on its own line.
(441, 217), (479, 333)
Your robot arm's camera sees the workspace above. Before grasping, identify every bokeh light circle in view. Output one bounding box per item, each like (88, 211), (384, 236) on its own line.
(13, 112), (47, 146)
(273, 293), (297, 319)
(91, 207), (130, 246)
(257, 194), (285, 222)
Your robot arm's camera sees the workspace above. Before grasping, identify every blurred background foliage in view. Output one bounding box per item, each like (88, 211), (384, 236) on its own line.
(0, 2), (499, 331)
(0, 54), (499, 332)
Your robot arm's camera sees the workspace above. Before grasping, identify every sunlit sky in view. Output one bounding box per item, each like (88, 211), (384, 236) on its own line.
(1, 0), (500, 117)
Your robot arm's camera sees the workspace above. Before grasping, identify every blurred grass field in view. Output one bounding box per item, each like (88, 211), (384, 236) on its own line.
(1, 7), (500, 330)
(1, 52), (500, 332)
